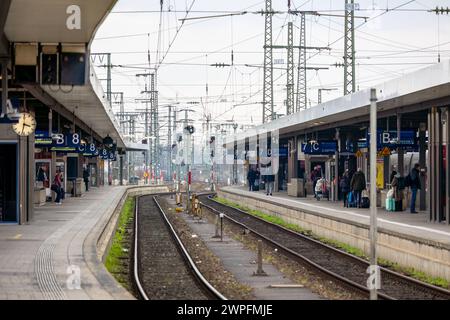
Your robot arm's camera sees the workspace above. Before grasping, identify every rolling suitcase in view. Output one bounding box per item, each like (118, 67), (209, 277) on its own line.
(386, 198), (395, 211)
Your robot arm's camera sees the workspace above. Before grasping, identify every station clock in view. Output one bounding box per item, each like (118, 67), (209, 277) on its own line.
(12, 112), (36, 136)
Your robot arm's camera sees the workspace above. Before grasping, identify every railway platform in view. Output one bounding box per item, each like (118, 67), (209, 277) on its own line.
(0, 186), (134, 300)
(218, 186), (450, 282)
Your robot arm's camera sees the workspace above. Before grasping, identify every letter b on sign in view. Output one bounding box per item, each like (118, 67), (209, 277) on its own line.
(382, 132), (390, 144)
(66, 5), (81, 30)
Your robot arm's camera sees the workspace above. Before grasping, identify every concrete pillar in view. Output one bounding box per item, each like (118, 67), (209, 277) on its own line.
(428, 110), (433, 221)
(435, 108), (442, 222)
(119, 155), (123, 186)
(397, 113), (404, 176)
(419, 122), (426, 211)
(429, 107), (443, 222)
(334, 128), (340, 201)
(18, 135), (34, 224)
(287, 136), (298, 181)
(384, 117), (390, 188)
(445, 108), (450, 225)
(1, 58), (7, 117)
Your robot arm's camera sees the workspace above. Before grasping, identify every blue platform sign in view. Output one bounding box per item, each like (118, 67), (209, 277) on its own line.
(49, 133), (82, 152)
(99, 148), (117, 161)
(301, 141), (337, 155)
(100, 148), (109, 159)
(359, 130), (416, 149)
(79, 143), (99, 157)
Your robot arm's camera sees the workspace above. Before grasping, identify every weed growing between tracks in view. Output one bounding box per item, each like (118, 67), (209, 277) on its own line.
(215, 197), (450, 290)
(105, 196), (135, 292)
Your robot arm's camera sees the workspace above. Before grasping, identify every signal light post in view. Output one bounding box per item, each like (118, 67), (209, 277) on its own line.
(185, 124), (195, 213)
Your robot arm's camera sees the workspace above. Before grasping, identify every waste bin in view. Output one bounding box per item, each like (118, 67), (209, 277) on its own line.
(287, 178), (305, 197)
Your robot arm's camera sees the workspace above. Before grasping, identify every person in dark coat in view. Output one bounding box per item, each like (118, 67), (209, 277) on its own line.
(255, 167), (260, 190)
(408, 163), (421, 213)
(83, 166), (90, 192)
(340, 170), (350, 207)
(389, 169), (397, 185)
(247, 167), (256, 191)
(265, 174), (275, 196)
(350, 168), (366, 208)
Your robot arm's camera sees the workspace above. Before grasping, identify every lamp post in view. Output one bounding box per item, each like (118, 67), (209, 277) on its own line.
(369, 88), (380, 300)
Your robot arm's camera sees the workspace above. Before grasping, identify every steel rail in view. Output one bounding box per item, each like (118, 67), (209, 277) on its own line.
(199, 195), (450, 300)
(133, 193), (226, 300)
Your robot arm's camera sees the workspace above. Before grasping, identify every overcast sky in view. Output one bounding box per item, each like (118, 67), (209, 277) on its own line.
(91, 0), (450, 140)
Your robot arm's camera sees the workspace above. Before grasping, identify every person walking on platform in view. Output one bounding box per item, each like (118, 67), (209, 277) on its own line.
(350, 168), (366, 208)
(83, 165), (90, 192)
(247, 167), (256, 191)
(406, 163), (421, 213)
(340, 170), (350, 207)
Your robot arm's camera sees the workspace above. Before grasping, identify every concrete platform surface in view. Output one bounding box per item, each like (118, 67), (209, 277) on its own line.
(0, 186), (134, 300)
(221, 186), (450, 248)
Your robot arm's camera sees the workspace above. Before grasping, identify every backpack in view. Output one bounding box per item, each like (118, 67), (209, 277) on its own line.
(397, 177), (406, 190)
(361, 197), (370, 208)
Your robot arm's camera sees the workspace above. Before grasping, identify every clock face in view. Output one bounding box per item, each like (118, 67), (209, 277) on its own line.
(12, 112), (37, 137)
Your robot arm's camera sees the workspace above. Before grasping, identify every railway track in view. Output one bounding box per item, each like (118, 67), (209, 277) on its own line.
(199, 194), (450, 300)
(133, 194), (226, 300)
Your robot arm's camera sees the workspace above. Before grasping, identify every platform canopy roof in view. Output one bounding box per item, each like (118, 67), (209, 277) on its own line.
(4, 0), (116, 44)
(228, 60), (450, 144)
(2, 0), (144, 151)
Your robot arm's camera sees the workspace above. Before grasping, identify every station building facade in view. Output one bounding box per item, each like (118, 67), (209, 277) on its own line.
(0, 0), (144, 225)
(227, 61), (450, 224)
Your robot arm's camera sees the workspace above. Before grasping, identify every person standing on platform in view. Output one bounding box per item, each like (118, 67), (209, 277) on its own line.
(59, 171), (65, 201)
(340, 170), (350, 207)
(350, 168), (366, 208)
(247, 167), (256, 191)
(255, 167), (261, 191)
(52, 170), (62, 205)
(311, 166), (322, 198)
(265, 174), (275, 196)
(407, 163), (421, 213)
(391, 173), (405, 211)
(389, 169), (397, 184)
(83, 165), (90, 192)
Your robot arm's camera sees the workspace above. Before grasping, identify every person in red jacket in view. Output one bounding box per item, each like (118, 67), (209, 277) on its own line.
(51, 170), (63, 204)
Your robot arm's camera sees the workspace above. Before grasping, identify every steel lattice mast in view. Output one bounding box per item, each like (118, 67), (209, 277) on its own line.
(344, 0), (356, 95)
(150, 72), (159, 179)
(286, 21), (295, 115)
(262, 0), (274, 123)
(295, 13), (306, 111)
